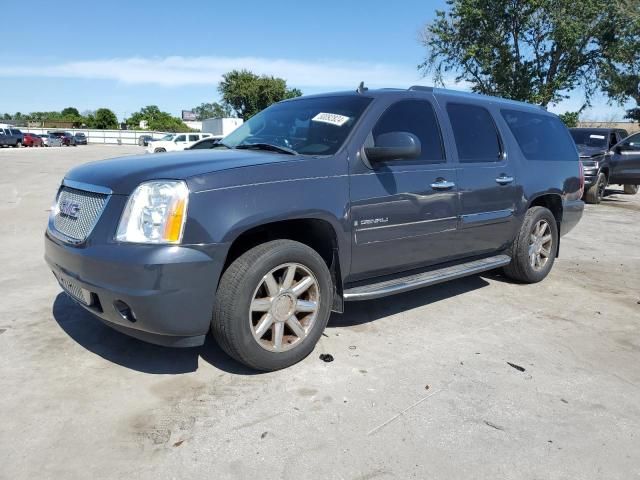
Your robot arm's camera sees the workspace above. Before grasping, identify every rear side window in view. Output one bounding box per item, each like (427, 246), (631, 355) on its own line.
(501, 109), (577, 161)
(371, 99), (445, 163)
(447, 103), (502, 163)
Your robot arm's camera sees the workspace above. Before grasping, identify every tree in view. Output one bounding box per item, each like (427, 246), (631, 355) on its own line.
(88, 108), (119, 129)
(419, 0), (616, 107)
(558, 111), (580, 127)
(192, 102), (233, 120)
(218, 70), (302, 120)
(125, 105), (190, 132)
(61, 107), (80, 117)
(596, 1), (640, 121)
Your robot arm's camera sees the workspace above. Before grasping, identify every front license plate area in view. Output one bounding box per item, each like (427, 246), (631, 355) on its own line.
(55, 273), (92, 306)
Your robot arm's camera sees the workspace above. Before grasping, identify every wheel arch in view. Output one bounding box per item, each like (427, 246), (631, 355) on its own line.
(222, 217), (345, 313)
(527, 193), (563, 255)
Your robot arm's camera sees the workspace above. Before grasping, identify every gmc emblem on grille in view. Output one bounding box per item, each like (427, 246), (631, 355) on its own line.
(59, 199), (81, 219)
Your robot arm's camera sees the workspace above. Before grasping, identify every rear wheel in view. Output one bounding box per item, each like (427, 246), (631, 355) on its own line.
(212, 240), (333, 371)
(503, 206), (558, 283)
(154, 148), (166, 153)
(623, 184), (639, 195)
(584, 172), (607, 204)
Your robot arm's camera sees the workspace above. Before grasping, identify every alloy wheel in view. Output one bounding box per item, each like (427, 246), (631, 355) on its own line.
(249, 263), (320, 352)
(529, 220), (553, 271)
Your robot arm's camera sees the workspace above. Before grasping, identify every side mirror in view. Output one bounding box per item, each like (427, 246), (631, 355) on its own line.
(364, 131), (421, 163)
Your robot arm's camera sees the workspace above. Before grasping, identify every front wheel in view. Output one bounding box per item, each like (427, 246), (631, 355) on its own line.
(623, 184), (639, 195)
(503, 206), (558, 283)
(212, 240), (333, 371)
(154, 148), (166, 153)
(583, 172), (607, 204)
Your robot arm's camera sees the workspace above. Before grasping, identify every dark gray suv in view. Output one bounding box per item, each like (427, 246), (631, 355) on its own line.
(45, 86), (584, 371)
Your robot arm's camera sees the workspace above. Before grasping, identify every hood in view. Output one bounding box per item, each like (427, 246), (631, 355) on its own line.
(64, 149), (296, 194)
(576, 144), (607, 158)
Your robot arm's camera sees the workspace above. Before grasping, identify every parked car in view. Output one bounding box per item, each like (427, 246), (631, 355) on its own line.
(145, 133), (213, 153)
(45, 86), (584, 371)
(50, 131), (76, 146)
(185, 136), (223, 150)
(44, 134), (63, 147)
(0, 127), (24, 147)
(609, 132), (640, 195)
(22, 132), (43, 147)
(569, 127), (630, 203)
(138, 134), (154, 146)
(74, 133), (87, 145)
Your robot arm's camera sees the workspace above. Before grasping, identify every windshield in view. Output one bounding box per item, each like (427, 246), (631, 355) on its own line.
(222, 95), (372, 155)
(570, 130), (607, 149)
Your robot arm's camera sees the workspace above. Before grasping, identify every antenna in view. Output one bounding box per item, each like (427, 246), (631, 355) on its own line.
(357, 81), (368, 94)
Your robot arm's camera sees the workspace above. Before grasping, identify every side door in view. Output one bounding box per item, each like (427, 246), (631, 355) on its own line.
(610, 132), (640, 185)
(440, 99), (521, 255)
(349, 97), (460, 281)
(173, 134), (188, 150)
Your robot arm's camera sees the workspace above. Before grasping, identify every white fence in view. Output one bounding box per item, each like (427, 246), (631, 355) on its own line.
(19, 127), (168, 146)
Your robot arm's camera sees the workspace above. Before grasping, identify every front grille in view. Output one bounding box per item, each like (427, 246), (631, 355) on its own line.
(52, 186), (109, 243)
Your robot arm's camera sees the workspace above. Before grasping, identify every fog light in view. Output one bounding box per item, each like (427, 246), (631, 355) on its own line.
(114, 300), (136, 323)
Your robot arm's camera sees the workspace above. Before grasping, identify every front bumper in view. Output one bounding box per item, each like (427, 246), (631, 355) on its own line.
(560, 199), (584, 236)
(45, 232), (227, 347)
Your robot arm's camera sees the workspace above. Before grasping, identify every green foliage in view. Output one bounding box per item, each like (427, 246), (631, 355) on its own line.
(419, 0), (617, 106)
(218, 70), (302, 120)
(558, 111), (580, 127)
(87, 108), (119, 129)
(125, 105), (191, 132)
(596, 1), (640, 119)
(192, 102), (233, 120)
(61, 107), (80, 117)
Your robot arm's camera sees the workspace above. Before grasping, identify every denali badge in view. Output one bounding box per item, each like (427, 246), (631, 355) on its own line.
(59, 199), (81, 219)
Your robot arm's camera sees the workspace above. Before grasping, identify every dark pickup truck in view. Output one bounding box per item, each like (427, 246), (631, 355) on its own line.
(570, 127), (640, 202)
(45, 86), (584, 371)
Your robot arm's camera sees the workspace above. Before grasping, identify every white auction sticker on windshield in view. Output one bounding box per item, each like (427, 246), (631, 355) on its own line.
(590, 134), (606, 139)
(312, 112), (350, 126)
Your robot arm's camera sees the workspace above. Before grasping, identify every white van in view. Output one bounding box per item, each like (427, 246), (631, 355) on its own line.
(145, 133), (213, 153)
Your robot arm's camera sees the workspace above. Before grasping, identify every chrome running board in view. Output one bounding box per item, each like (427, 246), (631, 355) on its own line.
(343, 254), (511, 301)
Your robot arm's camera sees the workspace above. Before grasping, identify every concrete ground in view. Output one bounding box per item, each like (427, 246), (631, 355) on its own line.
(1, 145), (639, 480)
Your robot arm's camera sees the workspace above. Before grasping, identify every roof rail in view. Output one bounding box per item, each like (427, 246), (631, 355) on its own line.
(408, 85), (434, 92)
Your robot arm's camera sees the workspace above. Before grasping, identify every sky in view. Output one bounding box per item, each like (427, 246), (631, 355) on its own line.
(0, 0), (631, 121)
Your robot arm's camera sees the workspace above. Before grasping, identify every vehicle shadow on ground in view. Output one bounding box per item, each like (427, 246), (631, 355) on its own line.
(52, 293), (258, 376)
(329, 275), (490, 327)
(53, 275), (491, 375)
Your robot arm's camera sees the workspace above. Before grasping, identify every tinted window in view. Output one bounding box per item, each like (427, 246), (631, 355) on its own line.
(371, 100), (444, 163)
(502, 109), (577, 161)
(174, 135), (186, 142)
(447, 104), (501, 162)
(188, 134), (199, 142)
(11, 129), (21, 135)
(570, 129), (608, 148)
(624, 133), (640, 146)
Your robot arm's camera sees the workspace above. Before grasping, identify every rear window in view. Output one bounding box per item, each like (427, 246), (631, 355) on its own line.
(501, 109), (577, 161)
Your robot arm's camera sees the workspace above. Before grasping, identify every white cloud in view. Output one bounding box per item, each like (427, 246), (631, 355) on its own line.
(0, 55), (444, 90)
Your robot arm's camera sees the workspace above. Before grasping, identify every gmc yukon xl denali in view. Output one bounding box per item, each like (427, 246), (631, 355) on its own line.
(45, 86), (584, 371)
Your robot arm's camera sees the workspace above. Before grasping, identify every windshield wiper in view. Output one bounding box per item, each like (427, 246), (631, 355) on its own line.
(235, 143), (297, 155)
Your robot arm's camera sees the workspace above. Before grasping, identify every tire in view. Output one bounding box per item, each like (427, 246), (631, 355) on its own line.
(623, 184), (639, 195)
(154, 148), (166, 153)
(583, 172), (607, 204)
(212, 240), (333, 371)
(503, 206), (559, 284)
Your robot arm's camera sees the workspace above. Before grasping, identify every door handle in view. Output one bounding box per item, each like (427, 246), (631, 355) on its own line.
(431, 179), (456, 190)
(495, 175), (514, 185)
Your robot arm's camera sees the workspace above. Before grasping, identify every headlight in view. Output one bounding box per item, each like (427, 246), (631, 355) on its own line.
(116, 180), (189, 244)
